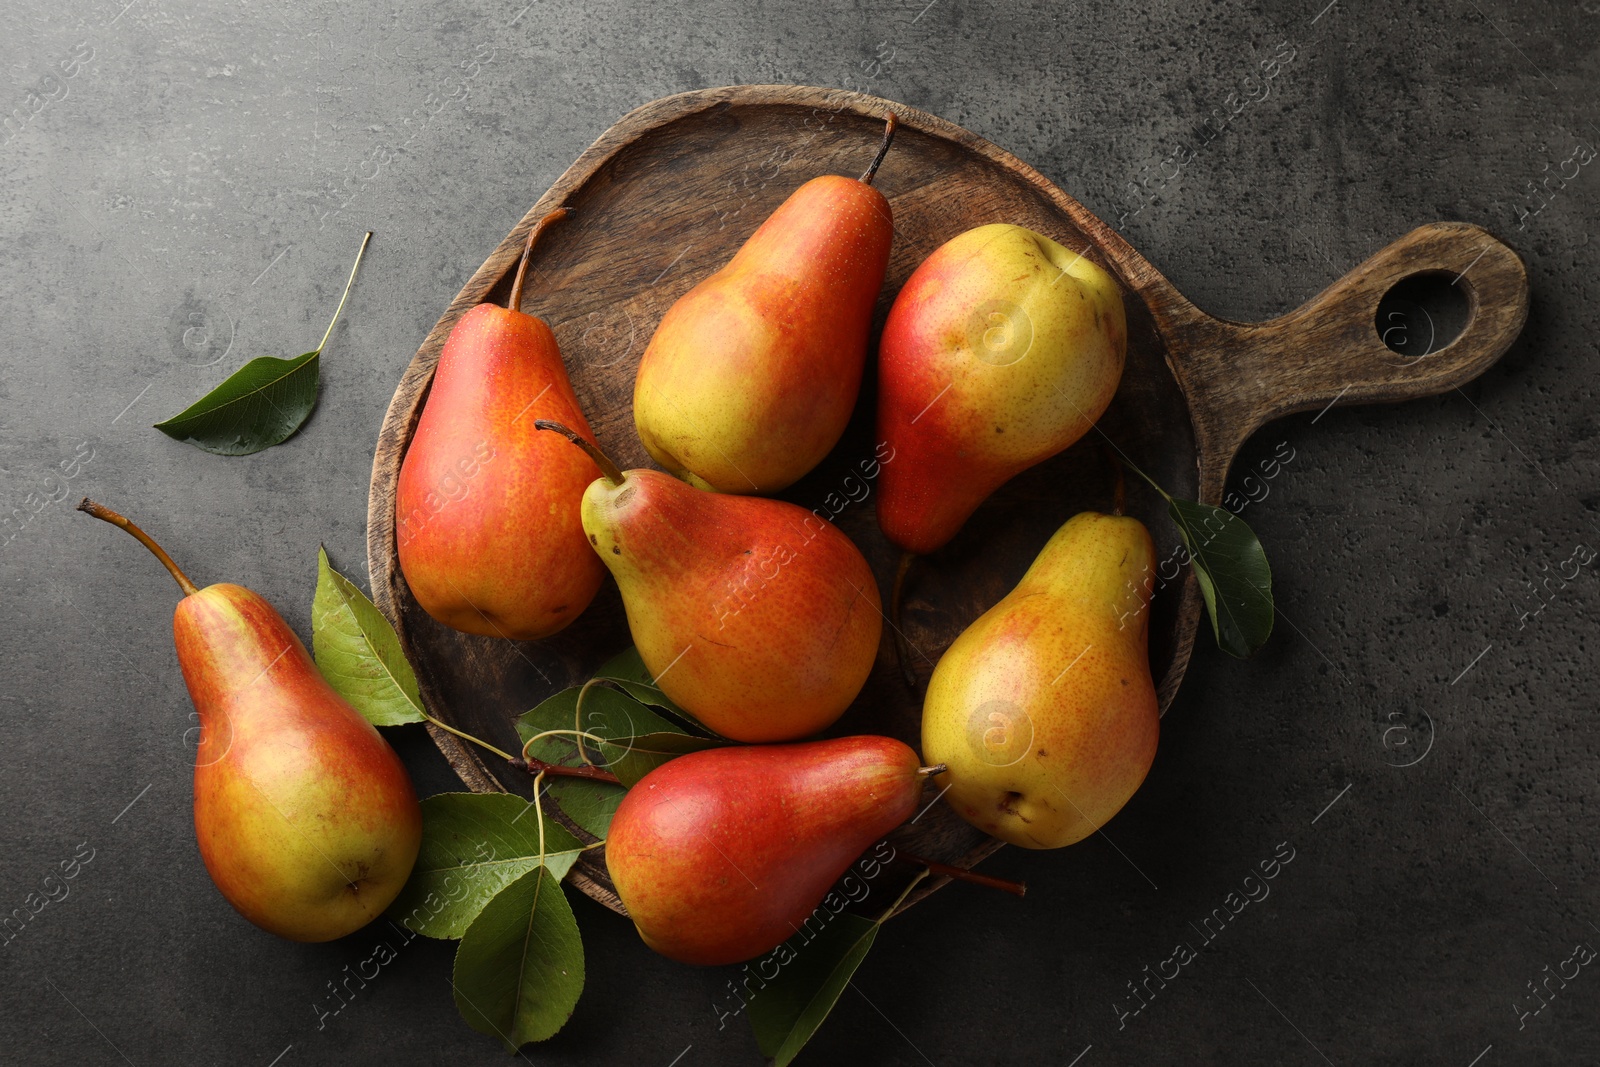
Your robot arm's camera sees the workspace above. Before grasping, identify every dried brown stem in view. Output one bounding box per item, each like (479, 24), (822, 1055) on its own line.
(1106, 445), (1126, 516)
(509, 755), (622, 786)
(533, 419), (626, 485)
(900, 851), (1027, 898)
(76, 498), (199, 597)
(860, 112), (898, 185)
(508, 207), (570, 314)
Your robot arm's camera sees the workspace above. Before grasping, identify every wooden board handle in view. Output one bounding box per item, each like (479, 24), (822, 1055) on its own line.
(1157, 221), (1529, 498)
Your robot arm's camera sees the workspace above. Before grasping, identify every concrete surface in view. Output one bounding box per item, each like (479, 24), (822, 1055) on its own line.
(2, 1), (1597, 1064)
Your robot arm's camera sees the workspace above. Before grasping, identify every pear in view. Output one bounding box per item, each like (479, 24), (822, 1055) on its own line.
(396, 207), (605, 641)
(632, 115), (899, 494)
(537, 422), (881, 743)
(876, 223), (1127, 555)
(921, 511), (1158, 849)
(606, 736), (929, 965)
(78, 499), (422, 941)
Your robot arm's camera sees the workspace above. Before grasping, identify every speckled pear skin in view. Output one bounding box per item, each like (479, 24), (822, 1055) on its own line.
(605, 736), (923, 965)
(922, 511), (1158, 849)
(579, 468), (881, 742)
(633, 174), (893, 494)
(396, 302), (604, 641)
(876, 223), (1127, 555)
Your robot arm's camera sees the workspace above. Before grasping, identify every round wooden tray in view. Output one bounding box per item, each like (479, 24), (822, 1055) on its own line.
(367, 85), (1528, 916)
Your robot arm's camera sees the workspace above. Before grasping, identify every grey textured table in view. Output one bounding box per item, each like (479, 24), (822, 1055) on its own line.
(3, 1), (1596, 1064)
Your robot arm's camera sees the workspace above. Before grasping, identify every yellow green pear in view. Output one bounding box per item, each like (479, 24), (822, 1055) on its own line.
(921, 511), (1158, 849)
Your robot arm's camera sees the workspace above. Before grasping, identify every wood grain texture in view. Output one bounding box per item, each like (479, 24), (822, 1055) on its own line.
(365, 86), (1528, 918)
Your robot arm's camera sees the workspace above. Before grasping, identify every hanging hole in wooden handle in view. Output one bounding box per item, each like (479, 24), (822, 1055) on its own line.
(1163, 222), (1530, 493)
(1374, 270), (1474, 366)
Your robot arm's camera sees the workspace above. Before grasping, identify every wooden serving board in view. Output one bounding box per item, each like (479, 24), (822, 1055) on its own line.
(367, 86), (1528, 917)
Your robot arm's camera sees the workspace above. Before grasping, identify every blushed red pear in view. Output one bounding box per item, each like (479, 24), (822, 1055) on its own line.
(397, 208), (604, 641)
(605, 736), (926, 965)
(876, 223), (1127, 555)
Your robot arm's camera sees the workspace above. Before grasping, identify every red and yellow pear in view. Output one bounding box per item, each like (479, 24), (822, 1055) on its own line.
(538, 422), (881, 742)
(877, 223), (1127, 555)
(78, 499), (421, 941)
(396, 207), (604, 640)
(632, 115), (900, 494)
(605, 736), (930, 965)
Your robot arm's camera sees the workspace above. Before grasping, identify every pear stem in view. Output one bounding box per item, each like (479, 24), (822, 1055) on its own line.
(1106, 445), (1126, 516)
(424, 715), (515, 762)
(572, 677), (607, 769)
(76, 498), (199, 597)
(508, 207), (570, 315)
(522, 727), (611, 753)
(916, 764), (947, 777)
(890, 550), (918, 689)
(317, 230), (372, 354)
(514, 727), (624, 784)
(900, 851), (1027, 899)
(531, 769), (549, 866)
(534, 420), (626, 485)
(860, 112), (899, 185)
(510, 754), (623, 786)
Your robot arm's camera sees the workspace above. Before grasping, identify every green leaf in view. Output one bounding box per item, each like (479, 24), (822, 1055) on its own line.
(154, 231), (370, 456)
(593, 647), (690, 716)
(1167, 497), (1274, 658)
(601, 732), (723, 788)
(545, 779), (624, 840)
(515, 685), (725, 787)
(154, 350), (322, 455)
(1119, 456), (1276, 659)
(593, 647), (726, 737)
(312, 547), (426, 726)
(388, 793), (586, 939)
(452, 866), (584, 1050)
(747, 913), (880, 1064)
(525, 684), (686, 743)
